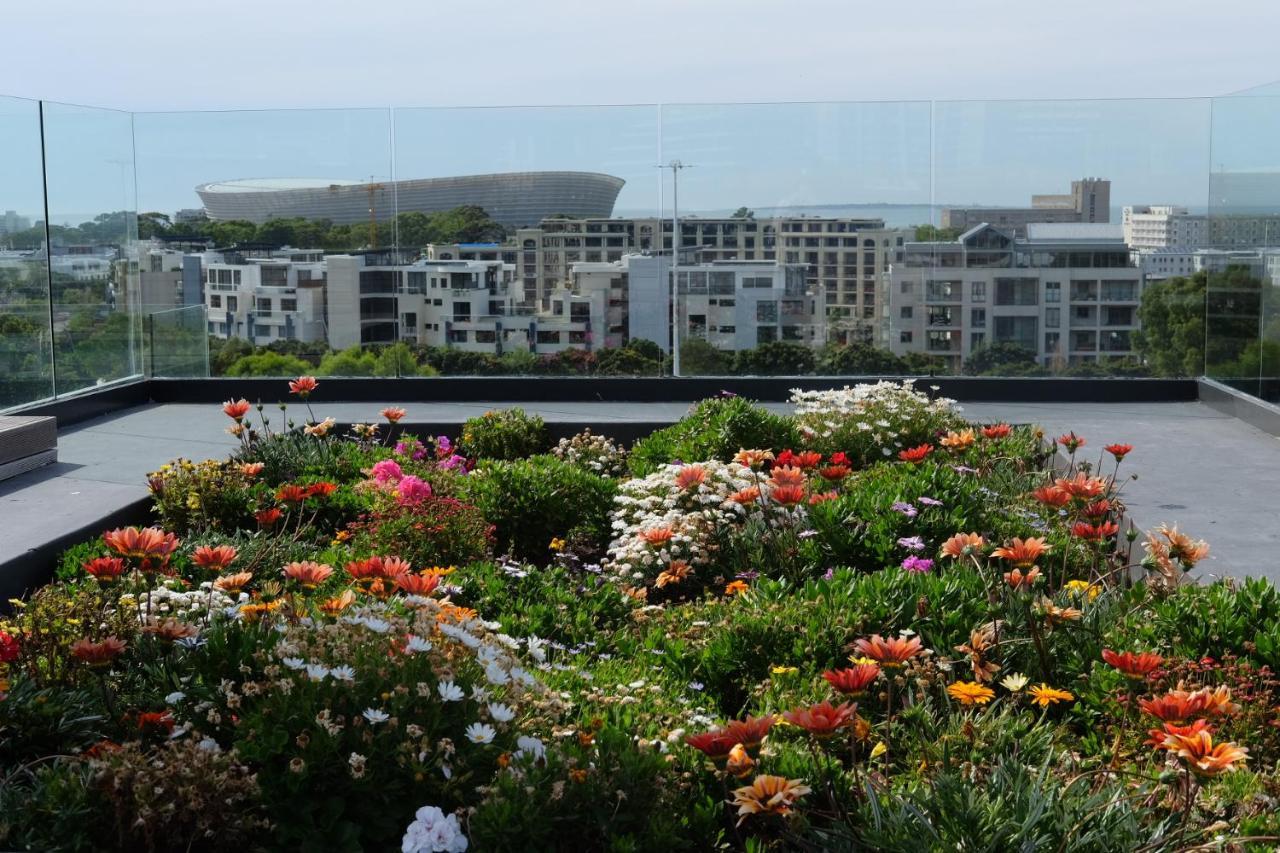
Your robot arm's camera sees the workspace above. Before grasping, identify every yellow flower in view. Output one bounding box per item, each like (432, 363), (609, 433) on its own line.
(1000, 673), (1029, 692)
(947, 681), (996, 706)
(724, 580), (750, 596)
(1029, 684), (1074, 708)
(1063, 579), (1101, 600)
(770, 665), (798, 676)
(548, 537), (566, 552)
(729, 775), (811, 825)
(869, 741), (888, 759)
(847, 655), (877, 666)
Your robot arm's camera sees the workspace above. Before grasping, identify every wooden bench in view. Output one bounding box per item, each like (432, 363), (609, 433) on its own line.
(0, 415), (57, 482)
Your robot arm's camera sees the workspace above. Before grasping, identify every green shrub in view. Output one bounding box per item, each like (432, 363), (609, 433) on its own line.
(463, 455), (617, 563)
(628, 396), (801, 477)
(459, 408), (549, 461)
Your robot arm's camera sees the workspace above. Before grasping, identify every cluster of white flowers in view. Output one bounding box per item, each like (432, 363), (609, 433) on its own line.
(551, 429), (628, 477)
(603, 459), (803, 585)
(119, 581), (245, 625)
(401, 805), (468, 852)
(791, 380), (959, 454)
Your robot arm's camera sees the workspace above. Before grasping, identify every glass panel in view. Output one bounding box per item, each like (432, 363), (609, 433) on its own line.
(146, 304), (209, 378)
(41, 101), (140, 396)
(660, 101), (931, 376)
(391, 105), (663, 376)
(931, 98), (1211, 377)
(133, 108), (394, 377)
(0, 95), (53, 410)
(1206, 93), (1280, 401)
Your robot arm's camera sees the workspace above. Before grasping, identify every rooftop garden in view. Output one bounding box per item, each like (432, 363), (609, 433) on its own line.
(1, 379), (1277, 851)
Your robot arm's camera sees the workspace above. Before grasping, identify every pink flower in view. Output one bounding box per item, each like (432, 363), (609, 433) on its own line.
(370, 459), (404, 484)
(396, 475), (433, 507)
(901, 556), (934, 573)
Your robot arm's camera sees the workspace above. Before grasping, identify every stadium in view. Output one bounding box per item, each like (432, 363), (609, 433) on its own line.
(195, 171), (625, 228)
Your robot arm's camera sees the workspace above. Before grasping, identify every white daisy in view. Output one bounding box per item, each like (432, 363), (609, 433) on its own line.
(487, 702), (515, 723)
(465, 722), (496, 744)
(437, 681), (465, 702)
(362, 708), (389, 724)
(330, 665), (355, 682)
(404, 635), (432, 654)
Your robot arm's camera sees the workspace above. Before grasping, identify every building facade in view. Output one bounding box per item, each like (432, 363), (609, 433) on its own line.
(888, 223), (1142, 371)
(942, 178), (1110, 235)
(202, 247), (328, 345)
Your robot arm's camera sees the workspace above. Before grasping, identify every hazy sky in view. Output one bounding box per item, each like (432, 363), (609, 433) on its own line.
(2, 0), (1279, 220)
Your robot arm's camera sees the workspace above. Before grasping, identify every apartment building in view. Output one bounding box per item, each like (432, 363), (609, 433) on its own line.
(1121, 205), (1208, 250)
(942, 178), (1111, 235)
(431, 215), (907, 343)
(202, 246), (328, 345)
(1137, 248), (1268, 281)
(888, 223), (1142, 371)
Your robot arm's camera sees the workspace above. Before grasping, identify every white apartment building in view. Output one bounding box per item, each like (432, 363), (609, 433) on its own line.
(432, 215), (908, 343)
(203, 247), (328, 345)
(1137, 248), (1268, 281)
(889, 223), (1143, 371)
(1121, 205), (1208, 251)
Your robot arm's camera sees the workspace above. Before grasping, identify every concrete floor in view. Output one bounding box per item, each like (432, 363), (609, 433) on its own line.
(2, 400), (1278, 584)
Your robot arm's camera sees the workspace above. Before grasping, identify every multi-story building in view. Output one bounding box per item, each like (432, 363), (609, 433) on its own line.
(888, 223), (1142, 370)
(1122, 205), (1208, 250)
(1137, 248), (1267, 281)
(202, 246), (328, 344)
(474, 215), (906, 342)
(942, 178), (1110, 235)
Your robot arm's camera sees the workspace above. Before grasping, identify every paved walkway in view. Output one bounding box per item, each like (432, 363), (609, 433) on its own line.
(2, 400), (1277, 588)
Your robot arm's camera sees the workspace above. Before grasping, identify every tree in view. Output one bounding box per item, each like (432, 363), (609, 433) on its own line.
(208, 220), (257, 247)
(913, 224), (964, 242)
(731, 207), (755, 220)
(817, 342), (906, 375)
(224, 351), (313, 377)
(679, 338), (732, 375)
(733, 341), (816, 375)
(138, 212), (173, 240)
(964, 342), (1039, 376)
(316, 346), (378, 376)
(1136, 266), (1265, 378)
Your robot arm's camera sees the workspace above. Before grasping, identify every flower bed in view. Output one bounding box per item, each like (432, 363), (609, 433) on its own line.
(2, 378), (1279, 851)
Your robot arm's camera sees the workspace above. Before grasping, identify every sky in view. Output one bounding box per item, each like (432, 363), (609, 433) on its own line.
(2, 0), (1280, 222)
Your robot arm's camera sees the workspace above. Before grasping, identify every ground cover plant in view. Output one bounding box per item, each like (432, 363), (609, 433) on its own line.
(2, 378), (1278, 851)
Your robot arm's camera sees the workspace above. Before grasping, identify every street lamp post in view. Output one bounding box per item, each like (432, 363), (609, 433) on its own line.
(659, 160), (692, 376)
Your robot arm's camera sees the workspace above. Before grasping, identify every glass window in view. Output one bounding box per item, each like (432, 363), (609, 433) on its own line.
(1045, 307), (1060, 328)
(1045, 282), (1061, 303)
(971, 281), (986, 302)
(970, 308), (986, 326)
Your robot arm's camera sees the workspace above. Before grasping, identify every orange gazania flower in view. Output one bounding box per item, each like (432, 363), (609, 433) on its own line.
(940, 429), (976, 451)
(289, 375), (318, 397)
(724, 579), (750, 596)
(791, 451), (822, 470)
(1054, 473), (1107, 501)
(238, 462), (265, 477)
(140, 618), (199, 642)
(378, 556), (412, 578)
(346, 556), (389, 584)
(898, 444), (933, 463)
(655, 560), (692, 588)
(725, 743), (756, 779)
(674, 465), (707, 490)
(685, 729), (738, 762)
(1072, 521), (1119, 541)
(769, 484), (807, 507)
(722, 715), (776, 749)
(256, 508), (282, 527)
(1004, 566), (1042, 590)
(136, 711), (175, 735)
(381, 406), (407, 423)
(214, 571), (253, 593)
(730, 775), (811, 824)
(1101, 649), (1163, 679)
(319, 589), (356, 615)
(1146, 718), (1211, 750)
(238, 600), (283, 622)
(395, 572), (440, 596)
(807, 490), (838, 505)
(783, 700), (859, 738)
(818, 464), (851, 482)
(982, 423), (1012, 440)
(1083, 499), (1112, 519)
(1104, 443), (1133, 461)
(1038, 598), (1083, 624)
(853, 634), (924, 668)
(306, 481), (338, 499)
(823, 663), (881, 696)
(947, 681), (996, 706)
(992, 537), (1049, 567)
(1162, 729), (1249, 777)
(275, 484), (310, 503)
(70, 637), (127, 667)
(282, 561), (334, 589)
(103, 526), (180, 563)
(222, 398), (251, 421)
(1195, 685), (1240, 717)
(192, 544), (238, 571)
(729, 486), (762, 505)
(1156, 524), (1210, 566)
(1031, 485), (1072, 508)
(640, 526), (675, 546)
(1028, 684), (1074, 708)
(940, 532), (986, 559)
(767, 466), (806, 488)
(83, 556), (127, 582)
(733, 448), (775, 469)
(1056, 431), (1085, 452)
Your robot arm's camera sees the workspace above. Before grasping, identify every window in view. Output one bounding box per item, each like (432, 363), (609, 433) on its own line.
(474, 330), (496, 343)
(971, 281), (986, 302)
(994, 278), (1038, 306)
(756, 300), (778, 323)
(900, 306), (913, 319)
(226, 296), (238, 312)
(536, 330), (560, 344)
(453, 301), (471, 321)
(899, 330), (913, 343)
(1104, 305), (1134, 326)
(970, 331), (986, 350)
(1045, 307), (1060, 328)
(1045, 282), (1061, 303)
(993, 316), (1038, 350)
(209, 295), (221, 308)
(756, 326), (777, 344)
(899, 280), (912, 294)
(232, 269), (241, 285)
(970, 308), (986, 326)
(1045, 331), (1061, 352)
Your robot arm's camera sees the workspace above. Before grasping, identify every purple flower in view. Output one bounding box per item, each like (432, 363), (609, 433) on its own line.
(897, 536), (926, 551)
(900, 556), (934, 573)
(952, 465), (978, 475)
(822, 567), (835, 580)
(891, 501), (918, 518)
(735, 570), (760, 580)
(918, 496), (943, 507)
(436, 435), (453, 454)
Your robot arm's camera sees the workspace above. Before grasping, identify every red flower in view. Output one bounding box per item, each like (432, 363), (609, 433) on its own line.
(275, 484), (310, 503)
(1031, 485), (1072, 508)
(793, 451), (822, 470)
(395, 572), (440, 596)
(0, 631), (19, 664)
(1072, 521), (1119, 540)
(774, 450), (799, 468)
(818, 464), (851, 482)
(1054, 473), (1108, 501)
(346, 556), (391, 583)
(83, 556), (127, 582)
(898, 444), (932, 463)
(1104, 443), (1133, 461)
(289, 375), (318, 397)
(684, 729), (738, 761)
(1101, 649), (1164, 679)
(136, 711), (175, 735)
(70, 637), (127, 667)
(982, 423), (1012, 439)
(222, 398), (251, 421)
(191, 545), (237, 571)
(381, 406), (407, 423)
(256, 508), (283, 527)
(822, 663), (881, 696)
(1083, 499), (1112, 519)
(282, 561), (334, 589)
(854, 634), (924, 667)
(783, 700), (858, 738)
(306, 481), (338, 499)
(770, 484), (807, 506)
(829, 452), (851, 466)
(722, 715), (776, 749)
(808, 491), (839, 505)
(1056, 432), (1085, 452)
(103, 527), (180, 562)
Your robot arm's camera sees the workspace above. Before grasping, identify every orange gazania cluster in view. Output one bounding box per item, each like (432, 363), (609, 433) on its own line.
(1101, 649), (1163, 679)
(940, 429), (976, 451)
(853, 634), (924, 668)
(685, 715), (776, 764)
(939, 532), (986, 560)
(992, 537), (1050, 568)
(729, 775), (811, 825)
(782, 700), (860, 738)
(103, 526), (180, 573)
(822, 662), (881, 697)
